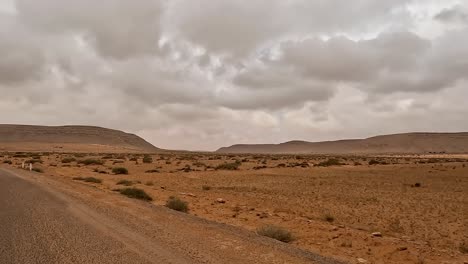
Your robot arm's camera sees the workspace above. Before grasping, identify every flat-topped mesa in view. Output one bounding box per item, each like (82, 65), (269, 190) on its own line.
(0, 125), (161, 153)
(216, 132), (468, 154)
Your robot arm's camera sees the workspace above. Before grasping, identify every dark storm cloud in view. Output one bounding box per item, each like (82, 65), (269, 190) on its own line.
(434, 5), (468, 24)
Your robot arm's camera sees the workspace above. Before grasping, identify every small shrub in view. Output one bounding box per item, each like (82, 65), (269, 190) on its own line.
(145, 169), (160, 173)
(324, 214), (335, 222)
(31, 168), (44, 173)
(257, 225), (293, 243)
(216, 161), (241, 170)
(165, 196), (189, 213)
(117, 179), (133, 186)
(412, 182), (422, 188)
(112, 167), (129, 175)
(202, 185), (211, 191)
(118, 188), (152, 201)
(61, 157), (76, 163)
(73, 177), (102, 184)
(193, 162), (206, 167)
(79, 159), (104, 166)
(316, 159), (344, 167)
(369, 159), (381, 165)
(142, 155), (153, 163)
(2, 160), (12, 164)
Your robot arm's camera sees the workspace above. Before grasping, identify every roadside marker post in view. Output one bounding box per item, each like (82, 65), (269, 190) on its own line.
(29, 163), (32, 171)
(22, 162), (25, 169)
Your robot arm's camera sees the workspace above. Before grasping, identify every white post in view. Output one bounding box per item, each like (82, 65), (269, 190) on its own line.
(29, 163), (32, 171)
(22, 162), (25, 169)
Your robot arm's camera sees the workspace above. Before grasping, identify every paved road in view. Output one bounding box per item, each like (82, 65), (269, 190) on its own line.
(0, 168), (345, 264)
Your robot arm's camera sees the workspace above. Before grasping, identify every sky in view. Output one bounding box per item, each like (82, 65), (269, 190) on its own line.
(0, 0), (467, 151)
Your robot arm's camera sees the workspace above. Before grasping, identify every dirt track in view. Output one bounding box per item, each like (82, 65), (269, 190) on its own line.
(0, 168), (344, 264)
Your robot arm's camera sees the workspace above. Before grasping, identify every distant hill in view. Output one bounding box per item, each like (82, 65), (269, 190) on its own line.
(0, 125), (161, 153)
(216, 133), (468, 154)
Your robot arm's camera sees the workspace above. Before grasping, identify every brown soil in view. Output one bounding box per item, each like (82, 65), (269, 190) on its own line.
(2, 152), (467, 264)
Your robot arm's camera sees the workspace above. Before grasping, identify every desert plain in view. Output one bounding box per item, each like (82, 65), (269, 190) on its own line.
(2, 152), (467, 264)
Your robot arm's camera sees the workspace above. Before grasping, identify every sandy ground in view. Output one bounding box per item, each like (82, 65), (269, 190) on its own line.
(0, 168), (341, 264)
(1, 152), (467, 264)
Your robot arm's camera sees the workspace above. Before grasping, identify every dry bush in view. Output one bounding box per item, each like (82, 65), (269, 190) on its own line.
(216, 161), (241, 170)
(142, 155), (153, 163)
(61, 157), (76, 163)
(316, 159), (344, 167)
(73, 177), (102, 184)
(257, 225), (293, 243)
(79, 159), (104, 165)
(165, 196), (189, 213)
(118, 188), (152, 201)
(112, 167), (129, 175)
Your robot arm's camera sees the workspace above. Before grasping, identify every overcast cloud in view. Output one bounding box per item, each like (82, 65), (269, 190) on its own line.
(0, 0), (467, 150)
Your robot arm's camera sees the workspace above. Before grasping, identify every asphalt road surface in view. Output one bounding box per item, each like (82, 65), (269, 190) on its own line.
(0, 168), (345, 264)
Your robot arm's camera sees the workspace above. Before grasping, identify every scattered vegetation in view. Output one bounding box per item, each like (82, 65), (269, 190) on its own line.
(61, 157), (77, 163)
(2, 160), (12, 164)
(257, 225), (293, 243)
(369, 159), (387, 165)
(79, 159), (104, 165)
(118, 188), (152, 201)
(112, 167), (129, 175)
(215, 161), (241, 170)
(73, 177), (102, 183)
(145, 169), (160, 173)
(316, 158), (344, 167)
(142, 155), (153, 163)
(165, 196), (189, 213)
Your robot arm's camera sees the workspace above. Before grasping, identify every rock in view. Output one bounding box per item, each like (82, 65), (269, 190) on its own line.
(397, 246), (408, 251)
(357, 258), (367, 263)
(216, 198), (226, 204)
(372, 232), (382, 237)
